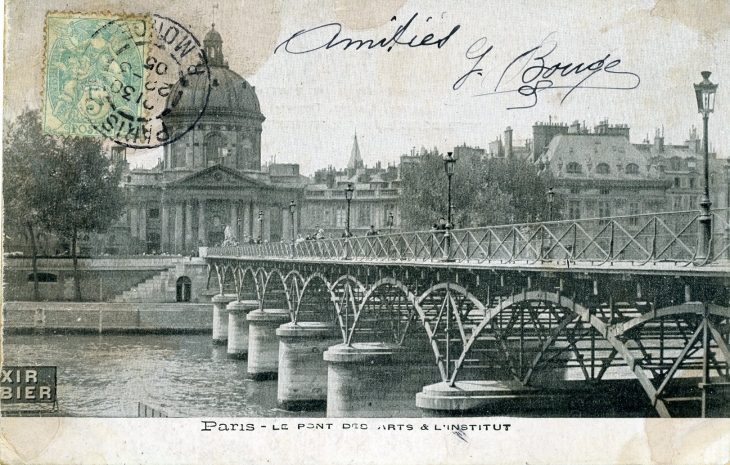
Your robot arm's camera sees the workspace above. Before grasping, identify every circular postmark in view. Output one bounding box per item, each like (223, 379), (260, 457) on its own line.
(89, 15), (211, 148)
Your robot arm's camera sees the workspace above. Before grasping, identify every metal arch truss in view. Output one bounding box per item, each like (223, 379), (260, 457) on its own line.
(208, 259), (730, 418)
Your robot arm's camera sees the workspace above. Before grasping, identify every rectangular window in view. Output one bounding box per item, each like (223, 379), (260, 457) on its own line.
(674, 177), (681, 188)
(570, 186), (580, 194)
(629, 202), (640, 226)
(673, 196), (682, 211)
(335, 209), (345, 228)
(598, 201), (611, 224)
(567, 201), (579, 220)
(599, 187), (610, 195)
(148, 208), (160, 219)
(358, 204), (371, 226)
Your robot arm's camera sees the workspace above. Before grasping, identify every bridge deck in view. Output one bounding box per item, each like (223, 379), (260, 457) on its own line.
(208, 210), (730, 278)
(206, 255), (730, 277)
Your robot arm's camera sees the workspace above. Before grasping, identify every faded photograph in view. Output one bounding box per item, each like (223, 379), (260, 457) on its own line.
(2, 0), (729, 453)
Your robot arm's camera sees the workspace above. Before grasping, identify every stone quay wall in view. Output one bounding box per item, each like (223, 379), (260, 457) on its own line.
(3, 301), (212, 333)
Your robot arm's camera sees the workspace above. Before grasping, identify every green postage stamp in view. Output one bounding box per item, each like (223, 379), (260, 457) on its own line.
(43, 13), (149, 137)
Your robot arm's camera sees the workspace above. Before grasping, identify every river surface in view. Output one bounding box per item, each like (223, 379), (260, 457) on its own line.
(3, 333), (448, 418)
(2, 333), (323, 417)
(2, 333), (660, 418)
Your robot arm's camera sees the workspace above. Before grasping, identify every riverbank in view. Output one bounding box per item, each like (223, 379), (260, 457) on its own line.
(3, 301), (212, 334)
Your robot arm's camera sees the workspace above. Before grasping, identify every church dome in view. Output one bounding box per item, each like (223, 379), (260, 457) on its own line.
(163, 25), (263, 121)
(165, 67), (263, 119)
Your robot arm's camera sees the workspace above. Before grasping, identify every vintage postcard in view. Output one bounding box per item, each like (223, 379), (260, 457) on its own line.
(2, 0), (729, 463)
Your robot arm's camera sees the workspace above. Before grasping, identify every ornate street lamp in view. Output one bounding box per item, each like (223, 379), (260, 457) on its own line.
(387, 211), (394, 234)
(694, 71), (718, 260)
(289, 201), (296, 243)
(289, 200), (296, 257)
(694, 71), (719, 418)
(547, 187), (555, 222)
(344, 183), (354, 260)
(443, 152), (456, 261)
(257, 210), (264, 243)
(344, 183), (354, 237)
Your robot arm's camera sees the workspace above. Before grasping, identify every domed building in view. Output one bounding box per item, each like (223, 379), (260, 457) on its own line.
(162, 25), (265, 174)
(113, 25), (306, 255)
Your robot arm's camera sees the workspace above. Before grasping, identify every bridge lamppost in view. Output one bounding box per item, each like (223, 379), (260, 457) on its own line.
(344, 183), (354, 259)
(344, 183), (354, 236)
(387, 212), (394, 234)
(443, 152), (456, 261)
(289, 200), (296, 257)
(694, 71), (718, 261)
(257, 210), (263, 244)
(547, 187), (555, 222)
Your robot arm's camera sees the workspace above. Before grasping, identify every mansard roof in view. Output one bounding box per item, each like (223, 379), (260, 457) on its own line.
(539, 134), (653, 179)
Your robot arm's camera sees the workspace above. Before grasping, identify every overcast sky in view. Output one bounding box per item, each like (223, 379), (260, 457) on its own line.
(4, 0), (729, 174)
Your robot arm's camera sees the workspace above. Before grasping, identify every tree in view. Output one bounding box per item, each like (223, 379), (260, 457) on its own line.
(3, 109), (57, 300)
(35, 136), (125, 301)
(399, 149), (552, 230)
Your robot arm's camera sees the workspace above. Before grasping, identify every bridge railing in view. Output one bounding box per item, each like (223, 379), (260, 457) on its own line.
(208, 209), (730, 266)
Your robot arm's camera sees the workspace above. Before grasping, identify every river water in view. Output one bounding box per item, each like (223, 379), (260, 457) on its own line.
(4, 333), (443, 418)
(3, 333), (659, 418)
(3, 333), (317, 417)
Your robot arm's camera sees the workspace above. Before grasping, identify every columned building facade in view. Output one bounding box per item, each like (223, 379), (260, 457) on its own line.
(108, 26), (305, 255)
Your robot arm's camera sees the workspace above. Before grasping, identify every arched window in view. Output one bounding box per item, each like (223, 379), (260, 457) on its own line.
(176, 276), (192, 302)
(566, 162), (582, 174)
(596, 163), (610, 174)
(625, 163), (639, 175)
(205, 132), (227, 166)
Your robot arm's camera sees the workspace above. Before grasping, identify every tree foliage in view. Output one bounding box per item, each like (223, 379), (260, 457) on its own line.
(3, 109), (125, 300)
(3, 110), (54, 231)
(399, 148), (553, 230)
(4, 110), (59, 300)
(35, 136), (125, 240)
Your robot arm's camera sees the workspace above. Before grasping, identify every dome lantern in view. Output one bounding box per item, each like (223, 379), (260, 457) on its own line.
(204, 24), (225, 67)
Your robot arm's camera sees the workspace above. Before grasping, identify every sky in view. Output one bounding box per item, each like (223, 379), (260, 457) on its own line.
(4, 0), (730, 174)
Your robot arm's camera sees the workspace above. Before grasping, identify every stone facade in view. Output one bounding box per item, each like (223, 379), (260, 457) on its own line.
(301, 134), (401, 237)
(102, 26), (307, 255)
(534, 120), (729, 220)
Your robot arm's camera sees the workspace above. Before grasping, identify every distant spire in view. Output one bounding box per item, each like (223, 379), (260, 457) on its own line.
(348, 132), (364, 170)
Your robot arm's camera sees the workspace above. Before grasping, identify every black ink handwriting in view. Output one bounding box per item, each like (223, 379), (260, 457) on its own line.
(455, 33), (640, 109)
(275, 13), (460, 54)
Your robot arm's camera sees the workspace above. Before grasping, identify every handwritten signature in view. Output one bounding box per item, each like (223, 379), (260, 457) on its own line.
(454, 33), (640, 109)
(275, 13), (460, 54)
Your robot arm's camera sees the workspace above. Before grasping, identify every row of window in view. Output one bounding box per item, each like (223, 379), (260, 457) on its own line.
(673, 177), (697, 189)
(305, 205), (396, 228)
(569, 187), (612, 195)
(566, 200), (640, 221)
(565, 162), (640, 175)
(671, 195), (699, 211)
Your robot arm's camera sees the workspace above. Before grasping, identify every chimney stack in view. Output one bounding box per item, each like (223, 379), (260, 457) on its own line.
(654, 127), (664, 153)
(504, 126), (513, 158)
